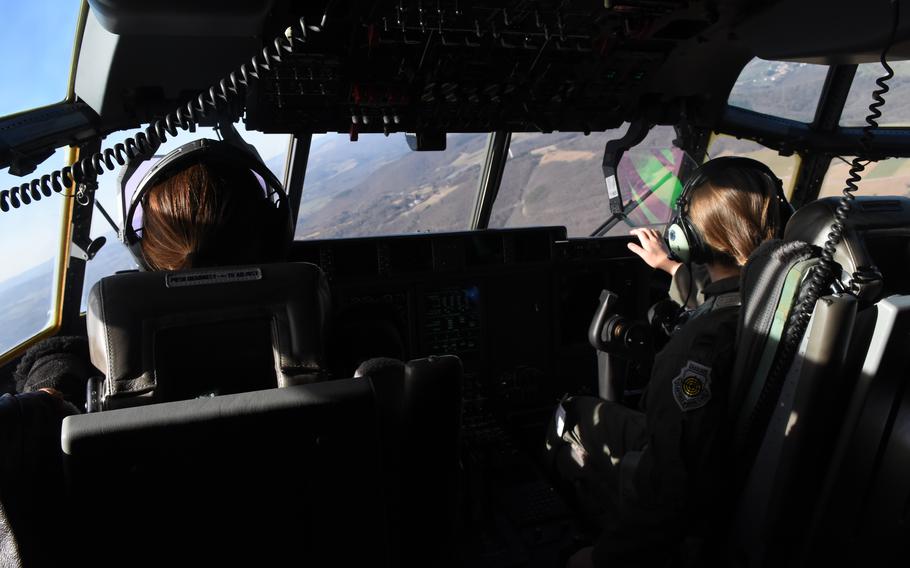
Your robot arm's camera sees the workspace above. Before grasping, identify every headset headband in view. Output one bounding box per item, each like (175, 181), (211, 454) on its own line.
(120, 137), (291, 270)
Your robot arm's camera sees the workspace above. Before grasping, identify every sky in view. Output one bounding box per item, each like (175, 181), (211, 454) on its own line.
(0, 1), (81, 281)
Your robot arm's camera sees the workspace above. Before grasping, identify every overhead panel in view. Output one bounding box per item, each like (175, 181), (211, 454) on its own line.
(245, 0), (753, 134)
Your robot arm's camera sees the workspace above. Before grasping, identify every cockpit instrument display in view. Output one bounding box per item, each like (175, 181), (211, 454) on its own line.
(423, 285), (482, 354)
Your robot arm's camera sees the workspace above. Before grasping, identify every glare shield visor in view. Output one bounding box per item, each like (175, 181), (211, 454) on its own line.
(118, 138), (287, 267)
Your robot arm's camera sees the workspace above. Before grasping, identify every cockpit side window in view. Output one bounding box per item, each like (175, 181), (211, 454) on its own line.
(0, 2), (84, 363)
(0, 149), (72, 362)
(489, 125), (685, 237)
(295, 133), (487, 240)
(819, 156), (910, 198)
(840, 61), (910, 127)
(727, 58), (829, 123)
(489, 130), (626, 237)
(0, 1), (82, 119)
(706, 134), (801, 198)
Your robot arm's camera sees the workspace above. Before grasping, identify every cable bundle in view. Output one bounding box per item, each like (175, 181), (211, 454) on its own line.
(0, 18), (312, 213)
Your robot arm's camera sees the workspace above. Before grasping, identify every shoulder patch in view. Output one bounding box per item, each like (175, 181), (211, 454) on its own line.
(672, 360), (712, 412)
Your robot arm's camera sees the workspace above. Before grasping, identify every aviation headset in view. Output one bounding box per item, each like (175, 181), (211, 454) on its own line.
(121, 137), (293, 271)
(664, 156), (794, 265)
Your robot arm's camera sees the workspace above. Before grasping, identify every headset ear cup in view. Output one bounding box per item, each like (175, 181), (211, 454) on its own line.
(665, 220), (692, 264)
(683, 216), (710, 264)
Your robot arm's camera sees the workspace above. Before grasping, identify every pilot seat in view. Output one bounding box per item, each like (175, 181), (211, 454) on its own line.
(723, 196), (910, 566)
(66, 262), (465, 567)
(84, 262), (331, 408)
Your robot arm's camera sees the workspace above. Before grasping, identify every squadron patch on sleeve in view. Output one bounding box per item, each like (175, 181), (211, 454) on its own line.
(672, 360), (712, 412)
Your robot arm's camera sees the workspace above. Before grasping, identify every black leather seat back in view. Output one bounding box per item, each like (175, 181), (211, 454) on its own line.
(731, 293), (857, 566)
(721, 197), (910, 565)
(784, 196), (910, 302)
(65, 378), (384, 565)
(356, 355), (464, 568)
(86, 262), (330, 408)
(62, 355), (463, 567)
(802, 295), (910, 565)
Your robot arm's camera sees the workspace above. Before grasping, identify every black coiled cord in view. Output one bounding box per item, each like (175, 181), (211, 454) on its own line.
(0, 18), (311, 213)
(743, 1), (899, 450)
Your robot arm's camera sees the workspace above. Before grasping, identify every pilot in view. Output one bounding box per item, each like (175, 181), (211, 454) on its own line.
(2, 136), (292, 565)
(14, 135), (291, 403)
(546, 157), (788, 567)
(134, 141), (290, 272)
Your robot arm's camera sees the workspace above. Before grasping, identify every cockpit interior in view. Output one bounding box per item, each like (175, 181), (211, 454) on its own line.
(2, 0), (910, 566)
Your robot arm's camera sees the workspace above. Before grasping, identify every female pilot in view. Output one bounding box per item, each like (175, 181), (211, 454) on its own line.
(548, 156), (787, 568)
(1, 138), (292, 566)
(13, 136), (291, 402)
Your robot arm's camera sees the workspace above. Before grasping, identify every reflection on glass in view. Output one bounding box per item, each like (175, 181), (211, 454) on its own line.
(490, 128), (628, 237)
(727, 58), (828, 123)
(840, 61), (910, 127)
(819, 156), (910, 199)
(618, 145), (689, 228)
(296, 133), (486, 239)
(0, 149), (69, 356)
(707, 134), (800, 197)
(81, 126), (291, 310)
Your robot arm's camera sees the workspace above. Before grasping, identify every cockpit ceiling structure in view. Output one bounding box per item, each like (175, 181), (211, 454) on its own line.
(77, 0), (910, 134)
(3, 0), (910, 173)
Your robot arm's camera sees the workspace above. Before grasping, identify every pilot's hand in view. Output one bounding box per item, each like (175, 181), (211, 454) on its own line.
(39, 387), (63, 399)
(628, 228), (681, 275)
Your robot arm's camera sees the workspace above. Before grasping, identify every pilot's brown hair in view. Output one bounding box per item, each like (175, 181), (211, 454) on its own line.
(141, 161), (283, 271)
(688, 166), (781, 267)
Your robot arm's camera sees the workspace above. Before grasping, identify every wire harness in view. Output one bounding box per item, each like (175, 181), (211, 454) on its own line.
(0, 18), (312, 213)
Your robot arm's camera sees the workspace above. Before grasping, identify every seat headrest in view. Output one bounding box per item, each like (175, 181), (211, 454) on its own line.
(730, 239), (818, 425)
(86, 262), (330, 406)
(784, 196), (910, 302)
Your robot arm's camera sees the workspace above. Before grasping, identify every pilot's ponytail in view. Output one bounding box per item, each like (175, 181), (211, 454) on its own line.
(688, 166), (781, 267)
(141, 161), (281, 271)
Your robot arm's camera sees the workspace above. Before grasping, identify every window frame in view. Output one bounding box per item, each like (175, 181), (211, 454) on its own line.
(0, 147), (78, 366)
(0, 3), (88, 364)
(0, 1), (88, 123)
(720, 61), (910, 207)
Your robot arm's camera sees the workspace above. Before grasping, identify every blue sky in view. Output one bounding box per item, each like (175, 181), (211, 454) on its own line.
(0, 1), (81, 118)
(0, 1), (81, 280)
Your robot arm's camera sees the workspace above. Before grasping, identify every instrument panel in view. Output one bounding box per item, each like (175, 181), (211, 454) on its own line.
(290, 226), (655, 408)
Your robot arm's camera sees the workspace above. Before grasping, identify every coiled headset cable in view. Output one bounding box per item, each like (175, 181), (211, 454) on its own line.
(0, 17), (315, 213)
(743, 0), (900, 450)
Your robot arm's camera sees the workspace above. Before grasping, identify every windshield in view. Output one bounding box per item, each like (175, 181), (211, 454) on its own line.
(0, 2), (83, 360)
(296, 133), (487, 239)
(0, 1), (82, 118)
(0, 149), (71, 358)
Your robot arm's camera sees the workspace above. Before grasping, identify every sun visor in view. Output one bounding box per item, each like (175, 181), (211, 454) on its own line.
(87, 0), (275, 36)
